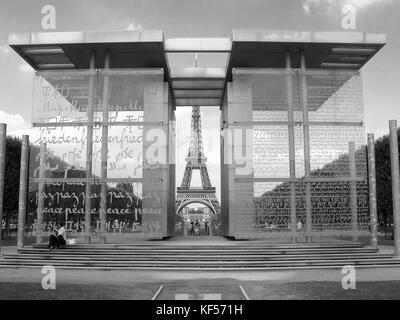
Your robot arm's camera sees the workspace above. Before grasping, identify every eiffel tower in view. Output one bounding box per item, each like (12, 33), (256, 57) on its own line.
(176, 106), (221, 216)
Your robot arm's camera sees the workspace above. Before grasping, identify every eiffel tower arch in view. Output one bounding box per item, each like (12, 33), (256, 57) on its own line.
(176, 106), (221, 220)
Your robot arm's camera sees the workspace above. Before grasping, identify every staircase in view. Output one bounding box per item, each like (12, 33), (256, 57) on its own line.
(1, 241), (400, 270)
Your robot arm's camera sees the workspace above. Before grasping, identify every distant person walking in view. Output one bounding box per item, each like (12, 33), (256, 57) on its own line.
(195, 220), (200, 236)
(297, 220), (303, 230)
(190, 221), (195, 236)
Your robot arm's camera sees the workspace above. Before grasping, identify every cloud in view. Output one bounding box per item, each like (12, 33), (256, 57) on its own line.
(18, 64), (34, 73)
(350, 0), (393, 8)
(302, 0), (393, 14)
(0, 110), (32, 137)
(0, 45), (11, 55)
(369, 127), (389, 139)
(126, 22), (143, 31)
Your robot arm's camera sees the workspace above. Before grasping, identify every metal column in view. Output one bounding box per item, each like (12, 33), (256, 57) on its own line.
(367, 133), (378, 248)
(37, 142), (46, 243)
(286, 52), (296, 243)
(100, 51), (110, 244)
(300, 52), (312, 243)
(0, 124), (6, 254)
(17, 135), (29, 249)
(84, 51), (96, 243)
(389, 120), (400, 256)
(349, 141), (358, 241)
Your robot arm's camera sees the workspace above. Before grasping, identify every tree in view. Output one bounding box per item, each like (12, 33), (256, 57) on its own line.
(2, 136), (21, 237)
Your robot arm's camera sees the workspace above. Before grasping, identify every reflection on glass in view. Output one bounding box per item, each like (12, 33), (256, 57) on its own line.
(27, 69), (167, 241)
(231, 69), (369, 237)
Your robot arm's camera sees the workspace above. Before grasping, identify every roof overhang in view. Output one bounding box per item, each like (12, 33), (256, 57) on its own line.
(9, 30), (169, 76)
(227, 30), (386, 81)
(9, 29), (386, 108)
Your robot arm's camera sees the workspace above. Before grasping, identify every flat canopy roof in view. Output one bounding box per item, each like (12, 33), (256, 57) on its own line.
(9, 29), (386, 107)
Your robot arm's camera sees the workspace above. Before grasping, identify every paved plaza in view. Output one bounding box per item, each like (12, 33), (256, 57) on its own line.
(1, 251), (400, 299)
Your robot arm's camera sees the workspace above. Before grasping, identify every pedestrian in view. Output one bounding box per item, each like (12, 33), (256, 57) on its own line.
(190, 221), (195, 236)
(48, 227), (58, 250)
(57, 223), (67, 248)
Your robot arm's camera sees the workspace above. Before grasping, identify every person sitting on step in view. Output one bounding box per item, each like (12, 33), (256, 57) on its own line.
(48, 227), (59, 250)
(57, 223), (67, 248)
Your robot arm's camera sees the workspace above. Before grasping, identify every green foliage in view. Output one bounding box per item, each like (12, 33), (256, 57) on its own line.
(3, 136), (21, 215)
(374, 131), (399, 229)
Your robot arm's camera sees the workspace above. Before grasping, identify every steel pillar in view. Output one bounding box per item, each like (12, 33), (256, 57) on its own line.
(367, 133), (378, 248)
(84, 51), (96, 243)
(389, 120), (400, 256)
(301, 52), (312, 243)
(0, 124), (6, 254)
(100, 51), (110, 244)
(286, 52), (297, 243)
(17, 135), (29, 249)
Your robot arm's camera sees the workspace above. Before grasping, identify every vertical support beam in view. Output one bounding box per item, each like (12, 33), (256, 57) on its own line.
(36, 142), (46, 243)
(17, 135), (29, 249)
(367, 133), (378, 248)
(84, 51), (96, 244)
(389, 120), (400, 256)
(286, 52), (296, 243)
(300, 52), (312, 243)
(100, 51), (110, 244)
(142, 81), (169, 238)
(0, 124), (6, 254)
(227, 79), (254, 237)
(167, 84), (176, 237)
(349, 141), (358, 241)
(220, 95), (230, 236)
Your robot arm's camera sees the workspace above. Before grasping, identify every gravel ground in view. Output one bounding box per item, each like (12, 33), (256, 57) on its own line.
(1, 279), (400, 300)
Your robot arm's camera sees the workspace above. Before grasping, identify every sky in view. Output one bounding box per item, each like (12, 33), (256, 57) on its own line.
(0, 0), (399, 201)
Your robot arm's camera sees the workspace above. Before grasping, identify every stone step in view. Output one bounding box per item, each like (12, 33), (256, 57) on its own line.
(31, 242), (366, 249)
(3, 242), (393, 270)
(4, 253), (392, 261)
(18, 248), (379, 256)
(0, 257), (399, 269)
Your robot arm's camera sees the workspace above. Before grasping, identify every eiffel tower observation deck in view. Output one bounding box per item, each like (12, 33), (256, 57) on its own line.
(176, 106), (221, 216)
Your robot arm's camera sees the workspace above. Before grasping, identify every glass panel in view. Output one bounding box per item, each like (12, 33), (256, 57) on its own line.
(253, 125), (289, 178)
(229, 68), (369, 238)
(32, 70), (96, 124)
(294, 125), (305, 178)
(357, 182), (370, 231)
(251, 72), (299, 122)
(96, 69), (164, 121)
(311, 182), (351, 232)
(28, 69), (168, 242)
(232, 70), (301, 122)
(310, 181), (369, 233)
(309, 126), (367, 178)
(233, 179), (369, 236)
(233, 182), (257, 234)
(254, 182), (291, 233)
(306, 72), (363, 123)
(92, 125), (143, 179)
